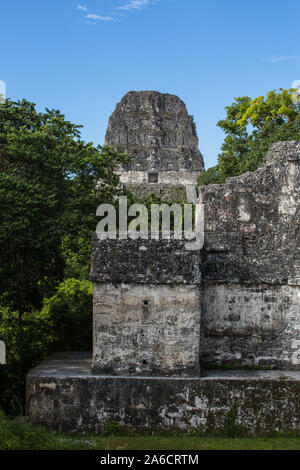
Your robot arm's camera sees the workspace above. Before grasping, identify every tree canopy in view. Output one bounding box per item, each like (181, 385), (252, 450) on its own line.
(198, 88), (300, 185)
(0, 99), (127, 315)
(0, 98), (128, 412)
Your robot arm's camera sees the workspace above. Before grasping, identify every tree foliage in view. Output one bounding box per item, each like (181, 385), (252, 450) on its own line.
(198, 88), (300, 185)
(0, 99), (127, 313)
(41, 278), (93, 352)
(0, 99), (127, 411)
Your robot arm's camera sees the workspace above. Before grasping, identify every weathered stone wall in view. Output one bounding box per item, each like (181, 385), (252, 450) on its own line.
(202, 141), (299, 285)
(26, 142), (300, 433)
(105, 91), (204, 187)
(92, 283), (201, 376)
(117, 170), (203, 186)
(201, 283), (300, 368)
(199, 141), (300, 368)
(90, 236), (201, 285)
(27, 353), (300, 435)
(91, 141), (299, 371)
(91, 237), (201, 376)
(125, 183), (188, 202)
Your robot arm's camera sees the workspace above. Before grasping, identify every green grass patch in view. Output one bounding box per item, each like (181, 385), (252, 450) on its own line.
(94, 435), (300, 450)
(0, 411), (92, 450)
(1, 412), (300, 450)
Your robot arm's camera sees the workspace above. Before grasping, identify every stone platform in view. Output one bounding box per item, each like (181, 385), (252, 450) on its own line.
(26, 352), (300, 435)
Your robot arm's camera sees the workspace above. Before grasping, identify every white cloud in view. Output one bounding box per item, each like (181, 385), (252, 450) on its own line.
(118, 0), (149, 11)
(86, 14), (114, 21)
(77, 4), (88, 11)
(268, 55), (300, 63)
(76, 0), (154, 26)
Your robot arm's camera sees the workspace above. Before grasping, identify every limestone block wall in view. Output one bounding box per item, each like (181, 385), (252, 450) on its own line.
(201, 283), (300, 368)
(202, 142), (299, 285)
(116, 170), (202, 186)
(90, 237), (202, 376)
(90, 141), (299, 371)
(105, 91), (204, 188)
(200, 141), (300, 369)
(93, 283), (201, 376)
(123, 183), (188, 203)
(26, 355), (300, 435)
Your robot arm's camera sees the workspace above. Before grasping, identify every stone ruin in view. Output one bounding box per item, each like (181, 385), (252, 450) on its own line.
(26, 92), (300, 434)
(90, 139), (300, 372)
(105, 91), (204, 200)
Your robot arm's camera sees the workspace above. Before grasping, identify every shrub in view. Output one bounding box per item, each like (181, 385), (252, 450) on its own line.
(41, 278), (93, 352)
(0, 279), (93, 414)
(0, 410), (93, 450)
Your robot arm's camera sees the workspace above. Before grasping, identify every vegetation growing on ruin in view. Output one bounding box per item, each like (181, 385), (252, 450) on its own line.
(198, 88), (300, 185)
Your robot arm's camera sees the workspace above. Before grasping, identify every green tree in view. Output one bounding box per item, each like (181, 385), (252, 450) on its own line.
(0, 99), (127, 410)
(0, 279), (93, 414)
(198, 88), (300, 185)
(41, 278), (93, 352)
(0, 306), (49, 414)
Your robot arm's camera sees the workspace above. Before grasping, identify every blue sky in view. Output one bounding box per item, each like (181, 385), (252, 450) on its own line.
(1, 0), (299, 168)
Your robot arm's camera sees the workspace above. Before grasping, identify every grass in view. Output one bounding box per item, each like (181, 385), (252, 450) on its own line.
(0, 411), (91, 450)
(90, 436), (300, 450)
(1, 412), (300, 450)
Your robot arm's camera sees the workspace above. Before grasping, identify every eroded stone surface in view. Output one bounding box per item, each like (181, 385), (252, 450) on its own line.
(92, 283), (201, 376)
(199, 141), (300, 367)
(202, 141), (300, 285)
(27, 353), (300, 435)
(91, 141), (299, 370)
(90, 236), (201, 285)
(91, 236), (201, 376)
(201, 283), (300, 368)
(105, 91), (204, 187)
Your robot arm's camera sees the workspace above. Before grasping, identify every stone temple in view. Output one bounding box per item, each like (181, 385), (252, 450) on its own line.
(105, 91), (204, 198)
(26, 92), (300, 435)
